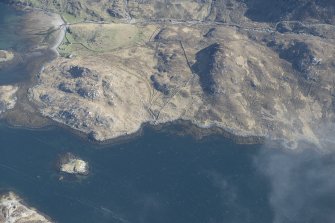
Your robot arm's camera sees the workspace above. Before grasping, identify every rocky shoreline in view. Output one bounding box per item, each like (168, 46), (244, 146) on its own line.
(1, 7), (65, 128)
(0, 192), (53, 223)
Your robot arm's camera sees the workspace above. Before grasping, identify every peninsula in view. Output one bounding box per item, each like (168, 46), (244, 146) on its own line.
(4, 0), (335, 146)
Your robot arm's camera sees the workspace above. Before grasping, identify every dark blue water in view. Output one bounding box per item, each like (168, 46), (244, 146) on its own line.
(0, 123), (272, 223)
(0, 3), (54, 85)
(0, 4), (25, 50)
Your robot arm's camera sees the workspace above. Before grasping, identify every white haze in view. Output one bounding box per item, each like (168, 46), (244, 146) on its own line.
(255, 124), (335, 223)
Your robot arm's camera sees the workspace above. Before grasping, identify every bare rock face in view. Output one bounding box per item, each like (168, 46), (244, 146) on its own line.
(0, 192), (52, 223)
(107, 0), (130, 20)
(58, 153), (89, 175)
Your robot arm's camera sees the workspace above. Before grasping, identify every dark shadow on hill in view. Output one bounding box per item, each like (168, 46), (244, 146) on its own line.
(243, 0), (335, 24)
(191, 43), (220, 95)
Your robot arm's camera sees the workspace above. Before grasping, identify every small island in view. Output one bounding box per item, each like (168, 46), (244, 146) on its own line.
(0, 192), (52, 223)
(0, 85), (18, 115)
(58, 153), (89, 175)
(0, 50), (14, 63)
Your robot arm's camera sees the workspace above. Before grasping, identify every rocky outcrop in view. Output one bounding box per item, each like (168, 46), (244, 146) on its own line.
(150, 45), (187, 96)
(107, 0), (130, 20)
(58, 153), (89, 175)
(56, 66), (100, 99)
(65, 0), (83, 17)
(0, 192), (52, 223)
(192, 43), (222, 95)
(0, 50), (14, 63)
(268, 40), (322, 81)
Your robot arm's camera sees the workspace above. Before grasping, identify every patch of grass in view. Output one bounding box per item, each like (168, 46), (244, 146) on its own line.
(61, 13), (85, 24)
(58, 23), (157, 56)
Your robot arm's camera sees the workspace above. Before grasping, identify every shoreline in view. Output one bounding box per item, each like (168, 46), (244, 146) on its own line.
(2, 3), (268, 147)
(0, 191), (53, 223)
(6, 2), (66, 55)
(49, 13), (66, 55)
(1, 6), (66, 127)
